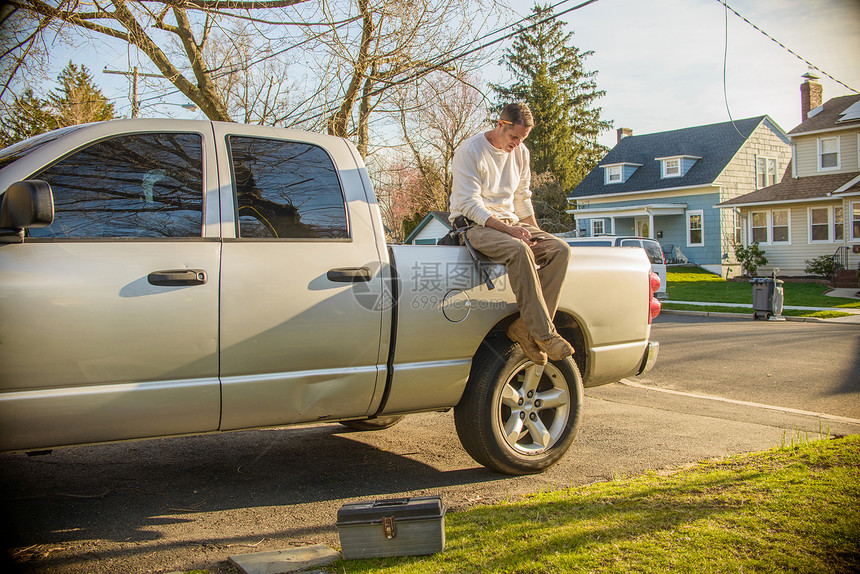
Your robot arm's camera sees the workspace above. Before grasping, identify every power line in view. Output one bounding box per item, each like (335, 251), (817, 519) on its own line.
(294, 0), (602, 127)
(209, 14), (361, 78)
(370, 0), (592, 97)
(721, 1), (746, 139)
(716, 0), (857, 94)
(136, 14), (360, 106)
(136, 0), (600, 124)
(271, 0), (585, 126)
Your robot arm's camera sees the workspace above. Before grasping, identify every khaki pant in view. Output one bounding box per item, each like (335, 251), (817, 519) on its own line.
(465, 223), (570, 341)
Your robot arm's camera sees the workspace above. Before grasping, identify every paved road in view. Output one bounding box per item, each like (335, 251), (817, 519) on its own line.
(2, 314), (858, 574)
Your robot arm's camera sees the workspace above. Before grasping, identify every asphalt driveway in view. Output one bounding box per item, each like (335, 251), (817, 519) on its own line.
(2, 314), (858, 574)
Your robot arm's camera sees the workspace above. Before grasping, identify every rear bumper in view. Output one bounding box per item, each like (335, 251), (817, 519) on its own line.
(637, 341), (659, 375)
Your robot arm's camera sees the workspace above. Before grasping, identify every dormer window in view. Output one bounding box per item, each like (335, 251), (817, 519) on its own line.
(600, 162), (642, 185)
(606, 165), (621, 183)
(663, 158), (680, 178)
(655, 155), (702, 179)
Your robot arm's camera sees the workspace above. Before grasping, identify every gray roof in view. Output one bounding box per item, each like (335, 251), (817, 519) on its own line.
(788, 94), (860, 135)
(569, 116), (784, 199)
(719, 168), (860, 206)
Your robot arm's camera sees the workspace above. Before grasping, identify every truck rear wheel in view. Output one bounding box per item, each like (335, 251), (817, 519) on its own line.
(339, 415), (404, 431)
(455, 337), (583, 475)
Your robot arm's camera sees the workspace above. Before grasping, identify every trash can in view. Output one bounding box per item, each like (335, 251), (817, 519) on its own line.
(750, 276), (784, 320)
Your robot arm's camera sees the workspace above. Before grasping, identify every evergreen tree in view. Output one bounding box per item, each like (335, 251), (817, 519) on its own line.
(0, 89), (56, 147)
(492, 3), (611, 194)
(530, 171), (575, 233)
(48, 62), (116, 128)
(1, 62), (116, 147)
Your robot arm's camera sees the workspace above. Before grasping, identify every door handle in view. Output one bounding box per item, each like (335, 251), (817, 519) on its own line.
(327, 267), (371, 283)
(148, 269), (208, 286)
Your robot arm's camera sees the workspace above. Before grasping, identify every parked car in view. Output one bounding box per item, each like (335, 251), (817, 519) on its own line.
(0, 120), (661, 475)
(566, 236), (668, 298)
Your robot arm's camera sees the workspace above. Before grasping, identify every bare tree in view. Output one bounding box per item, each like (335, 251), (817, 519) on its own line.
(299, 0), (497, 158)
(3, 0), (503, 159)
(371, 72), (487, 240)
(2, 0), (310, 120)
(372, 150), (443, 243)
(203, 21), (298, 125)
(392, 70), (488, 208)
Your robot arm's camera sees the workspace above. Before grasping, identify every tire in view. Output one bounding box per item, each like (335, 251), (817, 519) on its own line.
(338, 415), (404, 431)
(454, 337), (584, 475)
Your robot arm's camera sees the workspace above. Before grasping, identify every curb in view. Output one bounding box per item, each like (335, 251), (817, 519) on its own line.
(659, 308), (857, 324)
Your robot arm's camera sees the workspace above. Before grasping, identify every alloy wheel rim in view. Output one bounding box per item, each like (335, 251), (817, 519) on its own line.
(497, 360), (571, 455)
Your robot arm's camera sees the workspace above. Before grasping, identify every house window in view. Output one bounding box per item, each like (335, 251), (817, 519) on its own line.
(819, 136), (840, 170)
(751, 211), (768, 243)
(686, 210), (703, 246)
(733, 211), (742, 245)
(809, 207), (832, 242)
(772, 209), (789, 243)
(756, 157), (778, 189)
(591, 219), (605, 236)
(662, 158), (681, 178)
(751, 209), (790, 244)
(605, 165), (622, 184)
(853, 202), (860, 240)
(835, 206), (844, 241)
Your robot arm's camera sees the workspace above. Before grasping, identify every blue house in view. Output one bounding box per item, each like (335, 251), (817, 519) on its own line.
(568, 117), (790, 275)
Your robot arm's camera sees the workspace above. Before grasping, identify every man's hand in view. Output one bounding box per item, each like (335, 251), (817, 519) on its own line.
(486, 216), (534, 243)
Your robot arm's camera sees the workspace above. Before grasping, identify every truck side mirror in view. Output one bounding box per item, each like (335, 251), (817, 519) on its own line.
(0, 180), (54, 243)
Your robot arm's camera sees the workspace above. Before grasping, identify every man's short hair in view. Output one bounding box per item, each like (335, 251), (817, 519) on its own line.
(500, 102), (535, 128)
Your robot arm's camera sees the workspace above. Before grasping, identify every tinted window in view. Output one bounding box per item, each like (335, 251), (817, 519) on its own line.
(620, 239), (664, 264)
(228, 136), (348, 239)
(641, 241), (665, 264)
(567, 240), (612, 247)
(29, 133), (203, 238)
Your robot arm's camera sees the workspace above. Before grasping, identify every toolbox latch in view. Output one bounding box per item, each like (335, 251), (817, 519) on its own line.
(382, 516), (396, 539)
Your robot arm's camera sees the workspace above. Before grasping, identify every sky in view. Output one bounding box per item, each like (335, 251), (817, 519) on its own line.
(45, 0), (860, 149)
(506, 0), (860, 147)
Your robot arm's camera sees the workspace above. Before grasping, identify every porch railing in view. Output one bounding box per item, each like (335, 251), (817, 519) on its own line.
(833, 246), (849, 268)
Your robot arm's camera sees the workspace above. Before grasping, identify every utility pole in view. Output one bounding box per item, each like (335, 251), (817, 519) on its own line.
(103, 66), (170, 118)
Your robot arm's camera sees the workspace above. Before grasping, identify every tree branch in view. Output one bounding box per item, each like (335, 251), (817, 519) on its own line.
(12, 0), (130, 42)
(327, 0), (372, 137)
(144, 0), (309, 9)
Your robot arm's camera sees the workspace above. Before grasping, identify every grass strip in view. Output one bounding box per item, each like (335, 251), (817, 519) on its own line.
(666, 266), (860, 310)
(337, 436), (860, 574)
(661, 303), (853, 319)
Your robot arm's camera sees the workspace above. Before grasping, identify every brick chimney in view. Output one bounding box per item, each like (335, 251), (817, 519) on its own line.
(617, 127), (632, 143)
(800, 72), (822, 122)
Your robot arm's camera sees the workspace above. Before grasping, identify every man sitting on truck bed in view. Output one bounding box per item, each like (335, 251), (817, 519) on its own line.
(449, 102), (573, 365)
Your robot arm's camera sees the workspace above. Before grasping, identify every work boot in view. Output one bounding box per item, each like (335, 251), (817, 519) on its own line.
(535, 334), (575, 361)
(506, 317), (547, 365)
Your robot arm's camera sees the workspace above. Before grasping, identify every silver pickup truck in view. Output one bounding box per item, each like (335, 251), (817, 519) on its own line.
(0, 120), (660, 475)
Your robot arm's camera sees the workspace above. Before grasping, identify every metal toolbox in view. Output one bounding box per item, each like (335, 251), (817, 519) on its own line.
(336, 496), (446, 559)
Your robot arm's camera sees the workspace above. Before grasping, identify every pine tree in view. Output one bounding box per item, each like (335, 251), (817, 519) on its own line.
(0, 89), (57, 147)
(48, 62), (116, 128)
(492, 3), (611, 194)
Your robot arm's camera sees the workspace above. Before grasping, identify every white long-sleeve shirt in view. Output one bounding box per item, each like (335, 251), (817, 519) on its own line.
(449, 132), (534, 226)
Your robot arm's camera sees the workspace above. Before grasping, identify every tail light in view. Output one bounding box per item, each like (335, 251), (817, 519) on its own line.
(648, 270), (662, 323)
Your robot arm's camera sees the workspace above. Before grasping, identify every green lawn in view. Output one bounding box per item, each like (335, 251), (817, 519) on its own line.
(661, 302), (851, 319)
(666, 266), (860, 310)
(335, 436), (860, 574)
